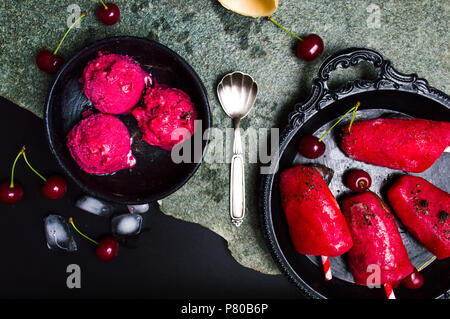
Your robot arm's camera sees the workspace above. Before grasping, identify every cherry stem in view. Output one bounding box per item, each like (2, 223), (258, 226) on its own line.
(10, 146), (25, 188)
(99, 0), (108, 10)
(318, 101), (360, 142)
(348, 101), (360, 133)
(367, 189), (388, 211)
(69, 217), (99, 245)
(21, 151), (47, 183)
(266, 16), (303, 42)
(358, 182), (387, 211)
(53, 11), (87, 55)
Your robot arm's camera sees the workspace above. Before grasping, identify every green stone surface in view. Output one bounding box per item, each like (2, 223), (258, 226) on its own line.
(1, 0), (448, 274)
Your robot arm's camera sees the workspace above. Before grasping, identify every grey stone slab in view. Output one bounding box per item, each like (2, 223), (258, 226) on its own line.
(1, 0), (448, 274)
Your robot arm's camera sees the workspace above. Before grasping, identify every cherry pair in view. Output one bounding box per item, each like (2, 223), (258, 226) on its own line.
(0, 147), (67, 204)
(298, 102), (361, 160)
(36, 2), (120, 75)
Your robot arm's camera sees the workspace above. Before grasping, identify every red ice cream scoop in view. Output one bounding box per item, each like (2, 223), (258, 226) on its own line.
(67, 114), (136, 175)
(340, 118), (450, 173)
(342, 192), (414, 286)
(132, 84), (197, 151)
(82, 52), (149, 115)
(279, 165), (353, 257)
(388, 175), (450, 260)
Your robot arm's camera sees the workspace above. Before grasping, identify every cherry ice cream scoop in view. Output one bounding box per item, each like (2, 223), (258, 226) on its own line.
(388, 175), (449, 260)
(132, 84), (197, 151)
(342, 192), (414, 286)
(67, 114), (136, 175)
(279, 165), (353, 257)
(81, 53), (149, 115)
(340, 118), (450, 173)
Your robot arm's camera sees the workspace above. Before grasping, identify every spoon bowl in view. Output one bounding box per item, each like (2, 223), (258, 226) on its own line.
(217, 72), (258, 120)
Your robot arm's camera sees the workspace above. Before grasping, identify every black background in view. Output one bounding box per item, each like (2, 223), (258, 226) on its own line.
(0, 97), (303, 299)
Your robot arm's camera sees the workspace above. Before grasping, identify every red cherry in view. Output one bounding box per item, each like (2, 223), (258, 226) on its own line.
(346, 169), (372, 192)
(0, 181), (24, 205)
(401, 269), (424, 290)
(298, 135), (325, 159)
(390, 280), (401, 289)
(36, 50), (65, 74)
(96, 237), (119, 262)
(266, 17), (323, 62)
(97, 3), (120, 25)
(42, 175), (67, 200)
(297, 34), (324, 61)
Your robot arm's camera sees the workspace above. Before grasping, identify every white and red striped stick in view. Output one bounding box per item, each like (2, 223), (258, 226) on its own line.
(384, 283), (396, 299)
(321, 256), (332, 281)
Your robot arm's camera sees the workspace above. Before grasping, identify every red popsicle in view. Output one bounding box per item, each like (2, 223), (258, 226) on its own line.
(340, 118), (450, 173)
(388, 175), (450, 260)
(279, 165), (353, 257)
(342, 191), (414, 286)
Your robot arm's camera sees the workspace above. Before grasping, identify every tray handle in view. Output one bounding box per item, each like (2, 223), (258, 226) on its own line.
(286, 47), (441, 128)
(317, 47), (386, 88)
(288, 48), (387, 127)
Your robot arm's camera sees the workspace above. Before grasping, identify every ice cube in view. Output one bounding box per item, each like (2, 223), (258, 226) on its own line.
(127, 203), (150, 214)
(44, 214), (77, 252)
(111, 213), (143, 236)
(75, 196), (112, 216)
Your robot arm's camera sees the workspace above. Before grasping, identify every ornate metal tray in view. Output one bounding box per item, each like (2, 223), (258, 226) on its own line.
(260, 48), (450, 299)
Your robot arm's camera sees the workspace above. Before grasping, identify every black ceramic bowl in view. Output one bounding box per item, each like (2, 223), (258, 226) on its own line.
(45, 37), (211, 204)
(261, 48), (450, 299)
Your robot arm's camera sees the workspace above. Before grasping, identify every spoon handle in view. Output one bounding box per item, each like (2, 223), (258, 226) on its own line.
(230, 119), (245, 227)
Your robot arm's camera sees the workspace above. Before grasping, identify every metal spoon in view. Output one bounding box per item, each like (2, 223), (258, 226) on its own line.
(217, 71), (258, 227)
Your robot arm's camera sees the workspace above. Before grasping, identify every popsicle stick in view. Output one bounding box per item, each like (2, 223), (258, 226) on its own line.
(321, 256), (332, 281)
(384, 283), (396, 299)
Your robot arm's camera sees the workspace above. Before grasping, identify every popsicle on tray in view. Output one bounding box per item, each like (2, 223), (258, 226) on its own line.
(340, 118), (450, 173)
(342, 191), (414, 286)
(388, 175), (450, 260)
(279, 165), (353, 257)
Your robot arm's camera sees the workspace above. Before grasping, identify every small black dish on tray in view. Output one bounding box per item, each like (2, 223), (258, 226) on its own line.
(260, 47), (450, 299)
(45, 36), (211, 204)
